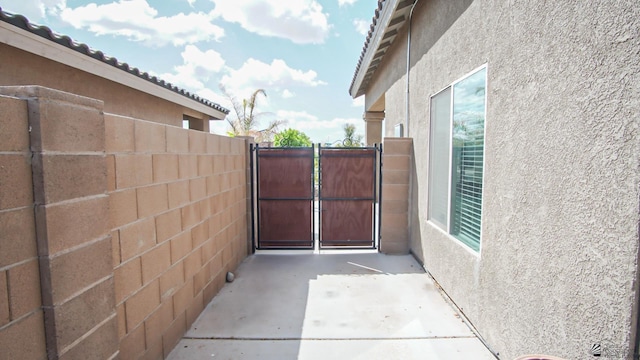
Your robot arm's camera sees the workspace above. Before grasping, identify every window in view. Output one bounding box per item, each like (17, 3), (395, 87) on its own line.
(428, 67), (487, 252)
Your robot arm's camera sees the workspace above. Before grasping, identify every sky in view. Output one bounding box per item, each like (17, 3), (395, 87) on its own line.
(2, 0), (376, 143)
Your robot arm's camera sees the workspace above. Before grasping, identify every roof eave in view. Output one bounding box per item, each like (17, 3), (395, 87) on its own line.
(0, 13), (229, 119)
(349, 0), (415, 99)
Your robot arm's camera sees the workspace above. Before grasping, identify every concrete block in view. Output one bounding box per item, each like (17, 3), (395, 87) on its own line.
(383, 169), (410, 185)
(153, 154), (179, 183)
(172, 280), (193, 320)
(191, 221), (209, 249)
(0, 95), (29, 152)
(141, 241), (171, 285)
(189, 177), (207, 202)
(166, 126), (189, 154)
(0, 207), (37, 268)
(181, 203), (201, 230)
(144, 298), (173, 347)
(198, 155), (214, 176)
(383, 138), (413, 155)
(383, 154), (411, 171)
(119, 316), (146, 359)
(117, 303), (126, 339)
(49, 236), (113, 305)
(125, 280), (160, 331)
(106, 154), (116, 192)
(105, 114), (135, 153)
(186, 291), (204, 328)
(75, 142), (119, 185)
(137, 184), (168, 219)
(381, 212), (408, 230)
(59, 315), (118, 360)
(178, 155), (198, 179)
(382, 199), (409, 214)
(168, 180), (190, 209)
(114, 257), (142, 305)
(206, 134), (221, 154)
(184, 248), (202, 281)
(382, 184), (410, 201)
(109, 188), (138, 229)
(206, 174), (222, 195)
(115, 154), (153, 189)
(160, 263), (185, 300)
(135, 120), (166, 153)
(0, 154), (33, 210)
(0, 271), (8, 327)
(189, 131), (206, 154)
(162, 312), (186, 358)
(170, 230), (192, 264)
(7, 259), (41, 320)
(199, 198), (212, 219)
(0, 311), (47, 360)
(119, 218), (156, 262)
(141, 339), (164, 360)
(50, 278), (115, 351)
(155, 208), (182, 243)
(30, 96), (105, 152)
(111, 230), (121, 267)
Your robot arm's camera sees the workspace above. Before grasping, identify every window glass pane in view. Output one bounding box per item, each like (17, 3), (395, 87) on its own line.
(428, 87), (451, 229)
(451, 68), (486, 251)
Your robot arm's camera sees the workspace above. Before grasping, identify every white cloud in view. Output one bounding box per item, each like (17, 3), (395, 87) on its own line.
(2, 0), (66, 21)
(211, 0), (331, 44)
(281, 89), (296, 98)
(339, 0), (358, 7)
(276, 110), (364, 143)
(160, 45), (225, 89)
(353, 18), (370, 36)
(221, 58), (326, 99)
(59, 0), (224, 47)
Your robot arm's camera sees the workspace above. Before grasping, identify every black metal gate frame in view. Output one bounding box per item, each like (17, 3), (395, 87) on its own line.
(251, 145), (315, 250)
(250, 143), (383, 252)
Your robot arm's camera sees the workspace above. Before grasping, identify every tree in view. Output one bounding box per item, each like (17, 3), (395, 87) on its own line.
(341, 123), (363, 147)
(273, 128), (312, 147)
(221, 86), (285, 142)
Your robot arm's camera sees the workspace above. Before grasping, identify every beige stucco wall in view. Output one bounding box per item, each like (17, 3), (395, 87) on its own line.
(366, 0), (640, 358)
(0, 43), (211, 127)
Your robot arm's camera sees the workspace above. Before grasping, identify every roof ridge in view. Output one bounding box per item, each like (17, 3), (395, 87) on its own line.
(0, 7), (229, 115)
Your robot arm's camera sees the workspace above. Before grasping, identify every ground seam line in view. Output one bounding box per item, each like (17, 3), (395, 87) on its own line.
(181, 336), (478, 341)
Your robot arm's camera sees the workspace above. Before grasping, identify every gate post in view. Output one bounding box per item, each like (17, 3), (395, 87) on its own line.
(237, 136), (255, 254)
(380, 138), (412, 254)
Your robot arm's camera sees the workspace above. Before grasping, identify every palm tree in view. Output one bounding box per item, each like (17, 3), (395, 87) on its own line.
(221, 86), (285, 143)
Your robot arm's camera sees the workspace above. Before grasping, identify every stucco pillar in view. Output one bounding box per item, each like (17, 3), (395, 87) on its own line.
(363, 111), (384, 146)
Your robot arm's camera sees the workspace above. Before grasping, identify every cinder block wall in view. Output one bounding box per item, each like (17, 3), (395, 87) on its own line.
(0, 86), (249, 359)
(379, 138), (412, 254)
(106, 115), (249, 358)
(0, 93), (47, 358)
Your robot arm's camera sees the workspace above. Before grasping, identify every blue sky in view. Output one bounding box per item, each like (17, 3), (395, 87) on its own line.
(3, 0), (375, 143)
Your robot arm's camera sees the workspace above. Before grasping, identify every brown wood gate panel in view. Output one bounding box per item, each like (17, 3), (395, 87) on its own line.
(319, 148), (376, 248)
(256, 148), (314, 249)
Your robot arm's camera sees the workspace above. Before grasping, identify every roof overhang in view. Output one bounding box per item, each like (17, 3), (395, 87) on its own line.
(0, 11), (229, 120)
(349, 0), (416, 98)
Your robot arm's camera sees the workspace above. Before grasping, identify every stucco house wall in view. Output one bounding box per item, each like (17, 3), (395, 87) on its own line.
(360, 0), (640, 358)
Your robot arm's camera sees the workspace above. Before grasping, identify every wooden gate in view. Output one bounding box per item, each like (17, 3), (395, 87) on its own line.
(319, 147), (377, 249)
(251, 145), (381, 250)
(254, 147), (314, 249)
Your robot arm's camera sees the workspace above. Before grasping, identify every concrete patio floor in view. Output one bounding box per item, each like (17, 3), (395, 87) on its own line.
(167, 253), (497, 360)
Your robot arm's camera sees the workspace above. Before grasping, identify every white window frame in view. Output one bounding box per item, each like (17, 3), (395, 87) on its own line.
(427, 64), (488, 254)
